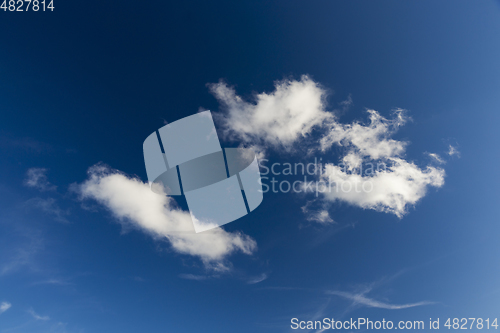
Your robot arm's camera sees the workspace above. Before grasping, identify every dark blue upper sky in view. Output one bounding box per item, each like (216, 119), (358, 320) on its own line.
(1, 1), (500, 332)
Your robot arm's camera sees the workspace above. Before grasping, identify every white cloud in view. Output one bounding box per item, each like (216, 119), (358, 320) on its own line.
(448, 144), (460, 157)
(318, 109), (443, 218)
(209, 76), (446, 218)
(308, 210), (334, 224)
(77, 164), (256, 269)
(320, 109), (409, 160)
(327, 290), (433, 310)
(208, 75), (333, 149)
(320, 158), (444, 218)
(427, 153), (445, 164)
(301, 202), (334, 224)
(28, 308), (50, 321)
(0, 302), (11, 314)
(317, 109), (444, 217)
(24, 168), (57, 191)
(316, 108), (444, 218)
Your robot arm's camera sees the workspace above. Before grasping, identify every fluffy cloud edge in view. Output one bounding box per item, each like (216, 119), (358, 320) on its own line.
(208, 76), (447, 219)
(209, 75), (332, 149)
(76, 164), (257, 270)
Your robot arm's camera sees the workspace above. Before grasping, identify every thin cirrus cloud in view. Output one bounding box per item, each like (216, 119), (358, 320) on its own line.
(28, 308), (50, 321)
(31, 278), (72, 286)
(0, 302), (12, 314)
(25, 197), (69, 223)
(76, 164), (256, 270)
(327, 290), (434, 310)
(0, 233), (43, 276)
(246, 273), (268, 285)
(179, 274), (210, 281)
(0, 134), (53, 154)
(24, 168), (69, 222)
(209, 75), (446, 219)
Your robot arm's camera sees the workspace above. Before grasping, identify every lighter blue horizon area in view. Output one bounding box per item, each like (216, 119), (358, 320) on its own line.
(1, 1), (500, 332)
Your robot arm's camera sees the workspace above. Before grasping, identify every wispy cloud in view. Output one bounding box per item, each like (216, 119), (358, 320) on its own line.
(28, 308), (50, 321)
(320, 108), (409, 158)
(256, 286), (306, 291)
(448, 144), (460, 157)
(247, 273), (268, 285)
(1, 233), (43, 276)
(76, 164), (257, 270)
(308, 210), (334, 224)
(327, 290), (433, 310)
(427, 152), (445, 164)
(24, 168), (57, 192)
(301, 201), (334, 225)
(179, 273), (210, 281)
(31, 278), (72, 286)
(0, 302), (12, 314)
(327, 270), (434, 310)
(0, 134), (53, 154)
(25, 197), (69, 223)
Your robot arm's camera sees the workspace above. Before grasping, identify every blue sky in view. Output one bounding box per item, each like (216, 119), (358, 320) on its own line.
(1, 1), (500, 332)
